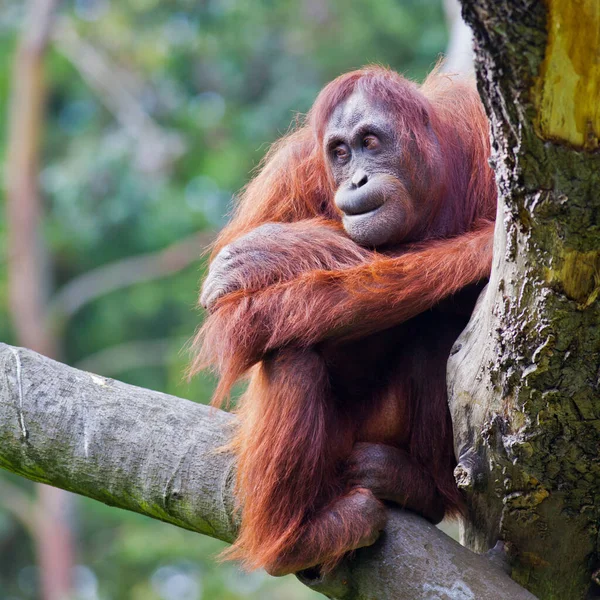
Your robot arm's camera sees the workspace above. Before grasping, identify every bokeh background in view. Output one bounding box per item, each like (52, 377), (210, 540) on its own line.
(0, 1), (470, 598)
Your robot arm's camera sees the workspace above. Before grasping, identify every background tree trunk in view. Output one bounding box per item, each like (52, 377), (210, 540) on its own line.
(449, 1), (600, 599)
(5, 1), (76, 598)
(442, 0), (474, 75)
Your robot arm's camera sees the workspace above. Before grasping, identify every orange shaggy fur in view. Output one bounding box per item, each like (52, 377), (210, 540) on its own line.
(191, 66), (496, 574)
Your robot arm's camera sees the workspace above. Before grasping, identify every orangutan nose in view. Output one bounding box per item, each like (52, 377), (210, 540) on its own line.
(351, 170), (369, 188)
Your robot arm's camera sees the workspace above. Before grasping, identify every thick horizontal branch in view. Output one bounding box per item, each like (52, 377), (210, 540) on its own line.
(0, 344), (536, 600)
(0, 343), (236, 542)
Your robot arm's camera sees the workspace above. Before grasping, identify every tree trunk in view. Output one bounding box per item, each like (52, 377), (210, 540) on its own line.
(5, 1), (76, 598)
(449, 1), (600, 598)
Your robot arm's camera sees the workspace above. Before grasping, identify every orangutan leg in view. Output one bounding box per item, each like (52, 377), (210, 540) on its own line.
(347, 442), (445, 524)
(264, 487), (387, 577)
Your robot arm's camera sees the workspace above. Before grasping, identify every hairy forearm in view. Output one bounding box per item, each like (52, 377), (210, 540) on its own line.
(200, 219), (371, 310)
(193, 222), (494, 396)
(292, 221), (494, 343)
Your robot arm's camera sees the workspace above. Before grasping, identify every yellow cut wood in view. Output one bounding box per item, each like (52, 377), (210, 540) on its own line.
(534, 0), (600, 149)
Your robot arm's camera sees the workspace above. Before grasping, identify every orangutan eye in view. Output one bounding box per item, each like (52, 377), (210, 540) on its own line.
(333, 144), (350, 162)
(363, 135), (380, 150)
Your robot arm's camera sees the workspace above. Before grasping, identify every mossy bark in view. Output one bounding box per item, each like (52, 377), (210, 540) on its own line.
(449, 2), (600, 598)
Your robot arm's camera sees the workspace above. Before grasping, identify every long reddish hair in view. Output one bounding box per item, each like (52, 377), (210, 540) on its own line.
(212, 65), (495, 256)
(194, 66), (495, 571)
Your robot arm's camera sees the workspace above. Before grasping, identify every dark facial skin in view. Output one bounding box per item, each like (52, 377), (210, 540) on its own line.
(324, 91), (423, 248)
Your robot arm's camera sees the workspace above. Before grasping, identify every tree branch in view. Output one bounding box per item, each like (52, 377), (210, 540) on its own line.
(52, 17), (186, 174)
(0, 343), (536, 600)
(49, 231), (215, 322)
(73, 336), (188, 377)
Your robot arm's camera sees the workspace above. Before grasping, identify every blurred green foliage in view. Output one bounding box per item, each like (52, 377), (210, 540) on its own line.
(0, 0), (449, 598)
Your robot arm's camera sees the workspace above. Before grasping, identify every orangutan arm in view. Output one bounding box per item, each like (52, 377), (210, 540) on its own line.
(191, 220), (494, 399)
(200, 219), (371, 310)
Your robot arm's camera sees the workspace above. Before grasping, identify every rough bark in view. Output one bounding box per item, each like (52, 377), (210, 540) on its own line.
(0, 344), (536, 600)
(448, 1), (600, 599)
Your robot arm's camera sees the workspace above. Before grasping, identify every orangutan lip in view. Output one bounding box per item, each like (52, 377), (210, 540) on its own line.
(343, 202), (385, 219)
(336, 190), (385, 216)
(342, 204), (384, 229)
